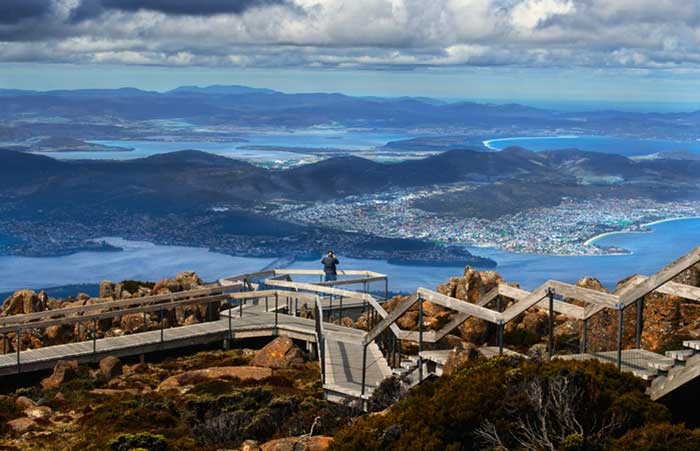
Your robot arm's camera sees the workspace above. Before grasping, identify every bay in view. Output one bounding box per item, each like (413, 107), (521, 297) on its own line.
(0, 219), (698, 295)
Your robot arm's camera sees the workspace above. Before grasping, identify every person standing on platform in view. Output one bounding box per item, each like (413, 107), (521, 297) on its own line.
(322, 250), (339, 283)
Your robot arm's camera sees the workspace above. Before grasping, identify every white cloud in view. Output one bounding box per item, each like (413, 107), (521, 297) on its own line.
(0, 0), (699, 71)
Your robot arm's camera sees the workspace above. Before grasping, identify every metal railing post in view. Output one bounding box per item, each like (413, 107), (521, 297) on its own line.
(384, 278), (388, 301)
(581, 318), (588, 353)
(361, 343), (368, 406)
(16, 327), (20, 373)
(265, 296), (269, 312)
(547, 287), (555, 361)
(93, 318), (97, 354)
(160, 306), (165, 343)
(274, 293), (279, 334)
(240, 297), (244, 318)
(498, 322), (504, 355)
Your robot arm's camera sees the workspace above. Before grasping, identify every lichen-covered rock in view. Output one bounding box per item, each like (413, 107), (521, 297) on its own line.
(250, 336), (305, 370)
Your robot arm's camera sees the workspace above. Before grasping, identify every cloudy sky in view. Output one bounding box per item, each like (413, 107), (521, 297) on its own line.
(1, 0), (699, 105)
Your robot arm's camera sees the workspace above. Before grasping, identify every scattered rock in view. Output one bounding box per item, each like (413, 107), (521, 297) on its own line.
(239, 439), (262, 451)
(15, 396), (37, 409)
(157, 366), (272, 392)
(23, 406), (52, 420)
(41, 359), (80, 390)
(260, 436), (333, 451)
(250, 336), (305, 369)
(98, 355), (123, 380)
(7, 417), (37, 433)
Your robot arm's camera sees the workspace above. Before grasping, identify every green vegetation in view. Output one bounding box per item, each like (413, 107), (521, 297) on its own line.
(330, 357), (684, 451)
(108, 432), (168, 451)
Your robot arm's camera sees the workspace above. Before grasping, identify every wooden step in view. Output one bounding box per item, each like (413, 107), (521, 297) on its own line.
(666, 349), (694, 362)
(683, 340), (700, 351)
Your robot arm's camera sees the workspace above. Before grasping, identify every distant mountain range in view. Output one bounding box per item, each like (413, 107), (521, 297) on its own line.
(1, 146), (698, 219)
(0, 84), (698, 137)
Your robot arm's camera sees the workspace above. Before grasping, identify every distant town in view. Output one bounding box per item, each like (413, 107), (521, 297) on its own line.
(272, 190), (700, 256)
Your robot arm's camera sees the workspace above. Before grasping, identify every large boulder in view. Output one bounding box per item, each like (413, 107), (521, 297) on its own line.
(250, 336), (305, 369)
(98, 356), (123, 380)
(157, 366), (272, 392)
(260, 436), (333, 451)
(41, 359), (80, 390)
(1, 289), (46, 316)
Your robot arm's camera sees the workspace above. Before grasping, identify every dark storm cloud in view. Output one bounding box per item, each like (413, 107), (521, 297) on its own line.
(70, 0), (287, 22)
(0, 0), (52, 24)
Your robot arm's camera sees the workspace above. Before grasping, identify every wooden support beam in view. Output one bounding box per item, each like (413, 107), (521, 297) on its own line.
(417, 288), (503, 324)
(364, 295), (418, 344)
(619, 246), (700, 307)
(546, 280), (621, 309)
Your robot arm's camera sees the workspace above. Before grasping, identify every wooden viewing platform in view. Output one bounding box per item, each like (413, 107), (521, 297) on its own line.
(1, 247), (700, 405)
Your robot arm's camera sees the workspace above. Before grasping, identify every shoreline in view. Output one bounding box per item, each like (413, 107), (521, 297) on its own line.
(482, 135), (582, 150)
(584, 216), (700, 246)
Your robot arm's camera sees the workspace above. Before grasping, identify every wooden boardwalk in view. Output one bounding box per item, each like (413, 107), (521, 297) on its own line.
(3, 246), (700, 403)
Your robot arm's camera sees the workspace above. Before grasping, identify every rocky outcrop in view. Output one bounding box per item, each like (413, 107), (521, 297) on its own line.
(157, 366), (272, 392)
(0, 272), (214, 354)
(250, 336), (305, 370)
(152, 271), (203, 294)
(1, 289), (46, 316)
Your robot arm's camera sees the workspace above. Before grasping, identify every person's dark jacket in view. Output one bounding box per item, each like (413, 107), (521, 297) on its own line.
(322, 255), (339, 274)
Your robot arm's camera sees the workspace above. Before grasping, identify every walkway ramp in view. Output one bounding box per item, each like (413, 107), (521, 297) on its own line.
(323, 336), (392, 402)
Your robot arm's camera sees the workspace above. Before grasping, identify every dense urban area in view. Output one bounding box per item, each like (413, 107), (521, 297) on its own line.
(274, 191), (700, 255)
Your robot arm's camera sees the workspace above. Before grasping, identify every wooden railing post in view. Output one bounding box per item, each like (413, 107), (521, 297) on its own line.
(636, 298), (644, 349)
(617, 306), (624, 369)
(547, 287), (555, 361)
(160, 306), (165, 343)
(418, 293), (424, 382)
